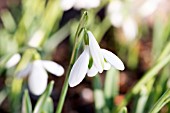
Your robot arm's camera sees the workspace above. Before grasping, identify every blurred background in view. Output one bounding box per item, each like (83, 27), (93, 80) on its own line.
(0, 0), (170, 113)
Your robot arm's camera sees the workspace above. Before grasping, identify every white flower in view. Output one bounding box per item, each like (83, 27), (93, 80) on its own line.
(107, 0), (123, 27)
(17, 60), (64, 95)
(60, 0), (101, 11)
(139, 0), (161, 17)
(69, 31), (124, 87)
(107, 0), (138, 41)
(5, 53), (21, 68)
(60, 0), (76, 11)
(122, 17), (138, 41)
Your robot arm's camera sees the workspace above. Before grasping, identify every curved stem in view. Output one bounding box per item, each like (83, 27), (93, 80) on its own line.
(55, 11), (88, 113)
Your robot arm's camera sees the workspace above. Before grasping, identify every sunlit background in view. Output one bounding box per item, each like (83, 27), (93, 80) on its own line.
(0, 0), (170, 113)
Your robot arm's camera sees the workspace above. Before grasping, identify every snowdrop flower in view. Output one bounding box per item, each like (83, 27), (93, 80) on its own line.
(107, 0), (162, 41)
(139, 0), (161, 17)
(107, 0), (138, 41)
(60, 0), (101, 11)
(107, 0), (124, 27)
(69, 31), (124, 87)
(5, 53), (21, 68)
(17, 60), (64, 95)
(122, 17), (138, 41)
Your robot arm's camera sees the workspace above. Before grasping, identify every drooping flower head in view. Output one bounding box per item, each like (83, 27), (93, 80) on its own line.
(18, 60), (64, 95)
(107, 0), (138, 41)
(69, 31), (124, 87)
(107, 0), (161, 41)
(6, 53), (64, 95)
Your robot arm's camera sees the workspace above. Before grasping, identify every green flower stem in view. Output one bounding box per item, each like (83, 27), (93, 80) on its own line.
(10, 49), (34, 113)
(55, 11), (88, 113)
(149, 89), (170, 113)
(10, 78), (23, 113)
(115, 53), (170, 113)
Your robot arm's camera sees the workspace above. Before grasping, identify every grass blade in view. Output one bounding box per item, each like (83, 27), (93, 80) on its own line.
(33, 81), (54, 113)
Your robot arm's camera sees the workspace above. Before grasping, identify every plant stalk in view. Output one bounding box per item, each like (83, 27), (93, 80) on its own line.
(55, 11), (88, 113)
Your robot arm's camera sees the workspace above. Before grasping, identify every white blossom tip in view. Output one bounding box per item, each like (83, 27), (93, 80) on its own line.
(60, 0), (76, 11)
(28, 60), (48, 95)
(42, 60), (64, 76)
(87, 64), (98, 77)
(6, 53), (21, 68)
(101, 49), (125, 71)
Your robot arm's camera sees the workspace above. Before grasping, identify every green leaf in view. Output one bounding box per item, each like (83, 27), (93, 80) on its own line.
(115, 52), (170, 113)
(149, 89), (170, 113)
(93, 75), (109, 113)
(0, 88), (8, 105)
(0, 10), (16, 32)
(22, 90), (32, 113)
(104, 68), (119, 111)
(41, 97), (54, 113)
(33, 81), (54, 113)
(118, 107), (128, 113)
(133, 85), (149, 113)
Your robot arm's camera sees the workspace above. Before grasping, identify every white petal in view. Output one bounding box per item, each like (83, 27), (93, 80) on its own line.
(122, 17), (138, 41)
(101, 49), (125, 70)
(42, 60), (64, 76)
(109, 13), (123, 27)
(87, 64), (98, 77)
(17, 63), (32, 78)
(5, 53), (21, 68)
(74, 0), (100, 9)
(60, 0), (76, 11)
(28, 60), (48, 95)
(107, 0), (123, 27)
(107, 0), (123, 14)
(139, 0), (161, 17)
(104, 62), (111, 70)
(87, 31), (104, 73)
(69, 46), (90, 87)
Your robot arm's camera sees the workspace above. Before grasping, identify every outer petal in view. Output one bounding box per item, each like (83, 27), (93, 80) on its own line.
(28, 60), (48, 95)
(5, 53), (21, 68)
(107, 0), (123, 27)
(60, 0), (76, 11)
(87, 31), (104, 73)
(87, 64), (98, 77)
(101, 49), (125, 70)
(122, 17), (138, 41)
(139, 0), (161, 17)
(69, 46), (90, 87)
(42, 60), (64, 76)
(74, 0), (100, 9)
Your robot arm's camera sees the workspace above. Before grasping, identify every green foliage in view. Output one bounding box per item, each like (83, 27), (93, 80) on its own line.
(33, 81), (54, 113)
(0, 0), (170, 113)
(22, 90), (32, 113)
